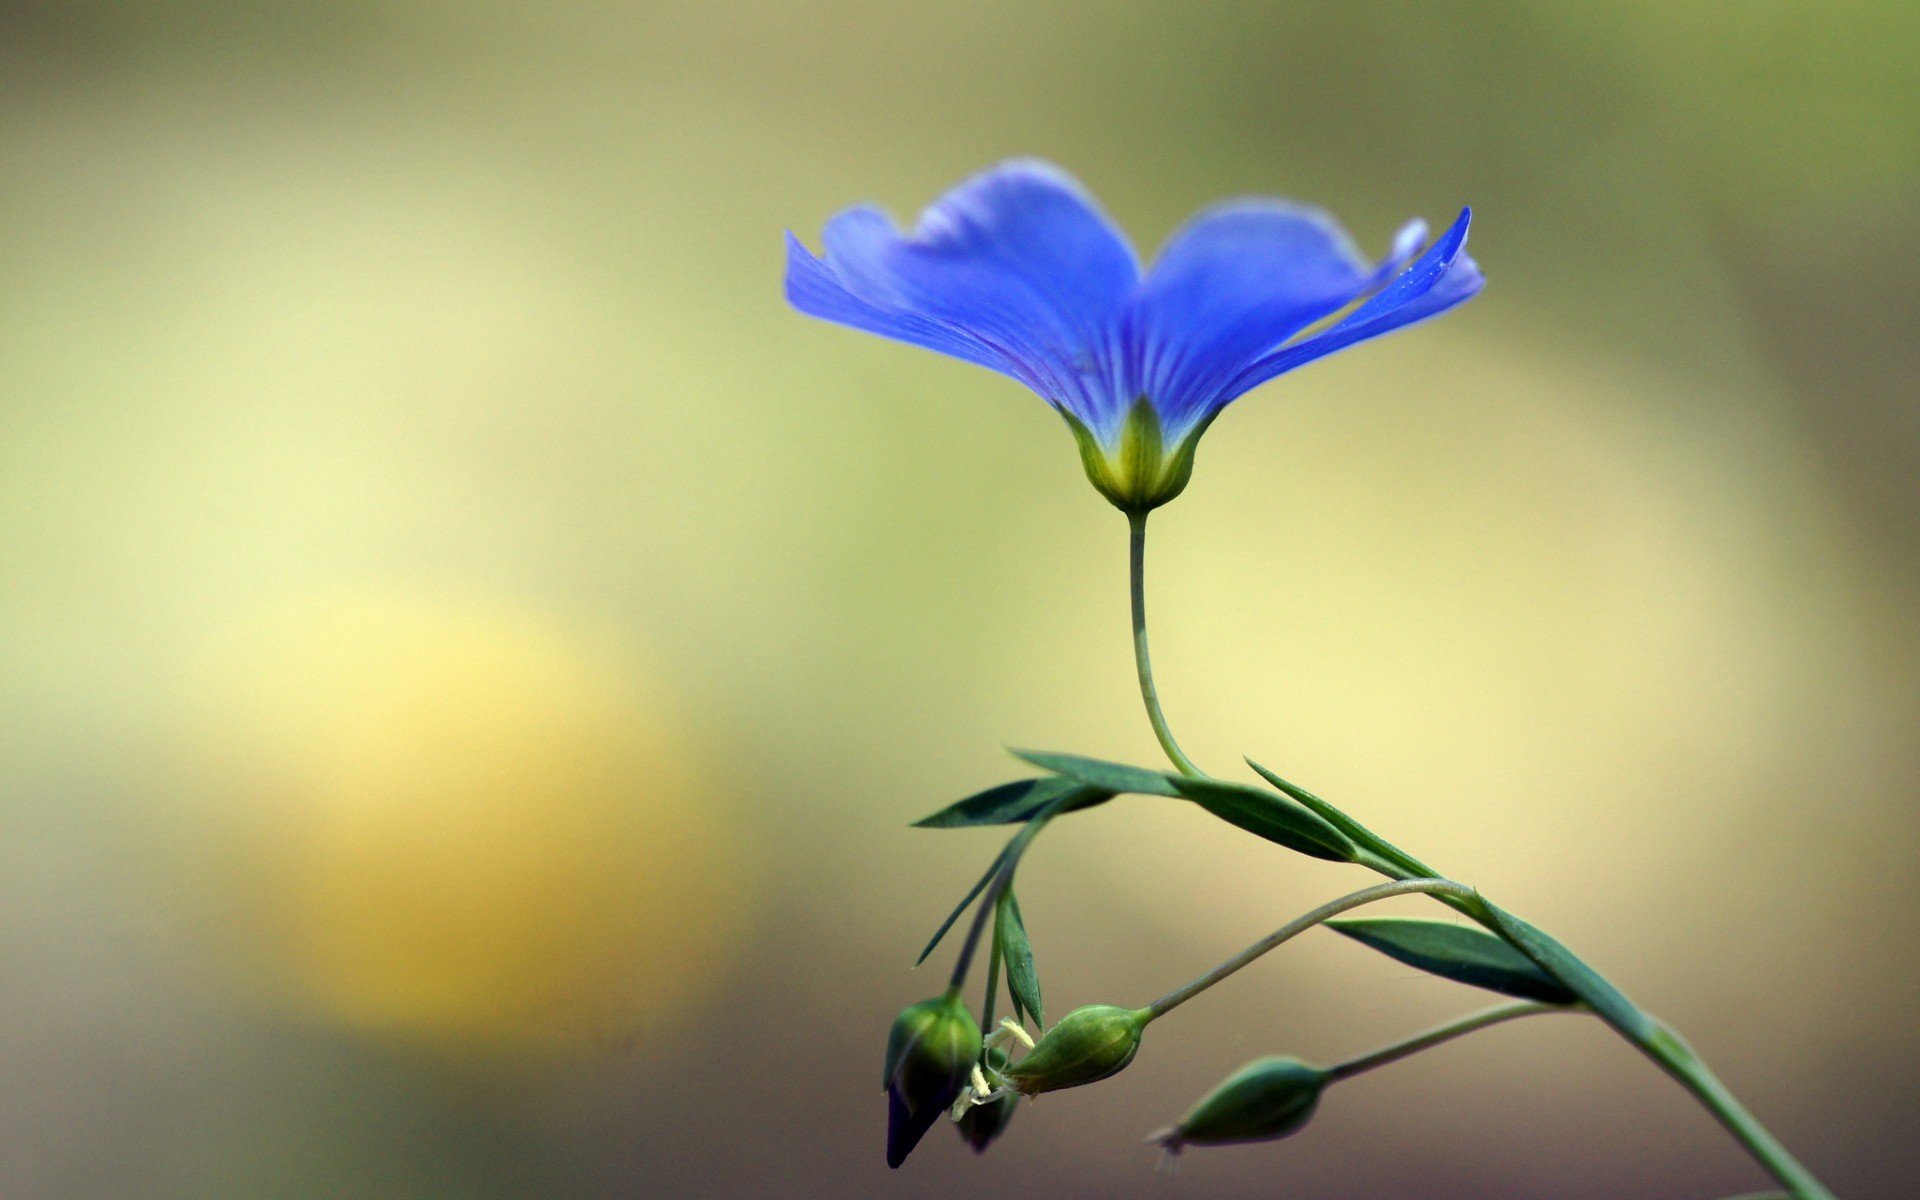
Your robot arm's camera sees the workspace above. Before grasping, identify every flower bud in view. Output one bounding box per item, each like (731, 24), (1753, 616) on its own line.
(883, 994), (983, 1168)
(1002, 1004), (1150, 1095)
(1149, 1056), (1326, 1152)
(955, 1048), (1018, 1152)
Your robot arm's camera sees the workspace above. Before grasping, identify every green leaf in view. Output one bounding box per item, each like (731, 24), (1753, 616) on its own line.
(1325, 916), (1581, 1005)
(913, 777), (1111, 828)
(915, 846), (1008, 966)
(1011, 749), (1181, 797)
(1245, 758), (1434, 876)
(1480, 906), (1656, 1038)
(1168, 776), (1355, 863)
(998, 889), (1043, 1026)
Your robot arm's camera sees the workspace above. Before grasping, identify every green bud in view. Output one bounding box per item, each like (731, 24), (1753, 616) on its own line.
(1149, 1056), (1327, 1152)
(1061, 400), (1211, 513)
(954, 1047), (1018, 1153)
(1002, 1004), (1150, 1095)
(883, 994), (982, 1169)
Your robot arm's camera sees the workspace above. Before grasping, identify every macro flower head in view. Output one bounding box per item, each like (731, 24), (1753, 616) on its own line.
(786, 159), (1482, 511)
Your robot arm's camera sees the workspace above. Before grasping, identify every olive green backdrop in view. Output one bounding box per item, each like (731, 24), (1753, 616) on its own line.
(2, 2), (1915, 1196)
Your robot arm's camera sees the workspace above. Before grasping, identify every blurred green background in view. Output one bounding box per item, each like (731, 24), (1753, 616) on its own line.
(2, 2), (1916, 1196)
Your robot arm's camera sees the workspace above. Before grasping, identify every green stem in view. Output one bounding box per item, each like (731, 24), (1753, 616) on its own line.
(981, 903), (1003, 1042)
(1129, 511), (1202, 778)
(1120, 530), (1837, 1200)
(1646, 1027), (1837, 1200)
(947, 790), (1074, 992)
(1324, 1000), (1571, 1082)
(1144, 877), (1474, 1019)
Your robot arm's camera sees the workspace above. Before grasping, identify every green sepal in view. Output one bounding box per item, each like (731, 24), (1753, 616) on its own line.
(1058, 400), (1208, 513)
(1010, 749), (1180, 797)
(1245, 758), (1436, 876)
(883, 994), (983, 1168)
(1002, 1004), (1149, 1095)
(1155, 1055), (1326, 1149)
(1479, 906), (1655, 1037)
(1168, 775), (1356, 863)
(1325, 916), (1580, 1005)
(882, 992), (977, 1091)
(997, 888), (1043, 1026)
(913, 776), (1111, 828)
(1116, 397), (1166, 503)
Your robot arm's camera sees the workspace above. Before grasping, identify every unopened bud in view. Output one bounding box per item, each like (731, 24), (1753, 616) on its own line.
(1002, 1004), (1150, 1095)
(883, 994), (983, 1168)
(1149, 1056), (1326, 1152)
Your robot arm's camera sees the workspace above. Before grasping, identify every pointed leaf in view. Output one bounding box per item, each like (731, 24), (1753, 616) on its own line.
(1326, 916), (1579, 1004)
(1169, 776), (1355, 862)
(1245, 758), (1435, 876)
(916, 846), (1008, 965)
(998, 889), (1043, 1026)
(1480, 906), (1655, 1037)
(984, 906), (1008, 1024)
(1010, 749), (1180, 797)
(914, 777), (1111, 828)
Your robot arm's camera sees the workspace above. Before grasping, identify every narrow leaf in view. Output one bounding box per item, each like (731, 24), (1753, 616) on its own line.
(913, 777), (1110, 828)
(915, 846), (1008, 965)
(1326, 916), (1580, 1004)
(1480, 906), (1656, 1038)
(990, 913), (1006, 1021)
(1245, 758), (1434, 876)
(1010, 750), (1180, 797)
(993, 905), (1022, 1025)
(998, 889), (1043, 1026)
(1169, 776), (1355, 863)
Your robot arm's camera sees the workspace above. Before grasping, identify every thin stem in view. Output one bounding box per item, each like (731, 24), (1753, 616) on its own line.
(1648, 1029), (1837, 1200)
(1324, 1001), (1571, 1082)
(946, 791), (1075, 991)
(948, 838), (1020, 991)
(1113, 509), (1834, 1198)
(980, 902), (1003, 1042)
(1129, 511), (1201, 778)
(1145, 877), (1474, 1019)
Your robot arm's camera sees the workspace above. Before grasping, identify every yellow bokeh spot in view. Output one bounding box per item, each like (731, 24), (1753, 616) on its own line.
(184, 592), (749, 1060)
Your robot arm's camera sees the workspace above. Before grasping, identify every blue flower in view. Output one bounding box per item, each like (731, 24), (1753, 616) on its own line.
(786, 160), (1483, 511)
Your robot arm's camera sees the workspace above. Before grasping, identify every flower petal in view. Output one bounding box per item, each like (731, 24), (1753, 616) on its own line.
(864, 160), (1141, 439)
(1367, 218), (1430, 291)
(1218, 207), (1483, 404)
(1128, 201), (1378, 439)
(784, 230), (1010, 372)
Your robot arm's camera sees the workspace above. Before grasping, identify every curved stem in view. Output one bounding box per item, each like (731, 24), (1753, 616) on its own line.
(1129, 511), (1202, 778)
(1324, 1000), (1572, 1082)
(1144, 877), (1473, 1019)
(1112, 516), (1834, 1199)
(1648, 1029), (1837, 1200)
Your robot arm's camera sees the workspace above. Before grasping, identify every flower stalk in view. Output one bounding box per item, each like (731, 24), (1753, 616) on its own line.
(1129, 511), (1200, 779)
(1322, 1000), (1570, 1082)
(1123, 516), (1837, 1200)
(1144, 877), (1477, 1018)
